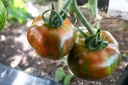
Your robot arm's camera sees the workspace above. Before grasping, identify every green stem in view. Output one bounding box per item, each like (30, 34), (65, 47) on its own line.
(88, 0), (98, 9)
(88, 0), (99, 29)
(72, 0), (94, 35)
(60, 0), (72, 13)
(91, 0), (99, 28)
(68, 1), (74, 16)
(86, 0), (98, 18)
(88, 0), (99, 46)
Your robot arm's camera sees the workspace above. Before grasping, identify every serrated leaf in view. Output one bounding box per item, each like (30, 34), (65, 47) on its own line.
(55, 68), (65, 81)
(63, 73), (73, 85)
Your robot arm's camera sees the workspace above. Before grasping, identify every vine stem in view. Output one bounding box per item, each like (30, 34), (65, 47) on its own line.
(59, 0), (72, 13)
(88, 0), (98, 11)
(72, 0), (95, 35)
(88, 0), (98, 18)
(89, 0), (100, 29)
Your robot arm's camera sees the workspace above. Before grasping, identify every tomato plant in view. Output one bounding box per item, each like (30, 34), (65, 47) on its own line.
(0, 0), (6, 31)
(68, 27), (121, 80)
(27, 1), (76, 60)
(67, 0), (121, 81)
(27, 0), (121, 82)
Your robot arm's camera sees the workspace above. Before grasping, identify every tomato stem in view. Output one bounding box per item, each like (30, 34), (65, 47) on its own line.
(88, 0), (98, 7)
(60, 0), (72, 13)
(71, 0), (109, 51)
(88, 0), (99, 29)
(59, 0), (72, 21)
(72, 0), (94, 35)
(88, 0), (98, 18)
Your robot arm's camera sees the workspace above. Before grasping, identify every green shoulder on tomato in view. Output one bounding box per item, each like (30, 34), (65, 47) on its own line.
(68, 27), (121, 80)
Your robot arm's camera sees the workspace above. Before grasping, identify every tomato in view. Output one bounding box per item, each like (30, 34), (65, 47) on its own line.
(27, 15), (76, 60)
(67, 27), (121, 80)
(0, 0), (6, 31)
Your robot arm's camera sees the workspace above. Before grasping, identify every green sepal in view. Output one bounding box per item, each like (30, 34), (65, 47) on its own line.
(59, 10), (67, 21)
(85, 34), (97, 44)
(49, 10), (63, 28)
(86, 34), (98, 50)
(42, 3), (66, 28)
(76, 25), (88, 38)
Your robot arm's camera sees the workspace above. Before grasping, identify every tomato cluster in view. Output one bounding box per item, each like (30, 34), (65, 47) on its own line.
(27, 0), (121, 81)
(0, 0), (121, 81)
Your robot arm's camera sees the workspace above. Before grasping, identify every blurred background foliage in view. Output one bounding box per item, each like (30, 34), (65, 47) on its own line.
(36, 0), (58, 5)
(2, 0), (29, 24)
(1, 0), (59, 25)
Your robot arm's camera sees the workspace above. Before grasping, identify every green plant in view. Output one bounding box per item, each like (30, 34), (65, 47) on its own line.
(36, 0), (58, 5)
(27, 0), (121, 82)
(55, 58), (73, 85)
(3, 0), (29, 24)
(67, 0), (121, 80)
(0, 0), (6, 31)
(55, 68), (72, 85)
(122, 53), (128, 58)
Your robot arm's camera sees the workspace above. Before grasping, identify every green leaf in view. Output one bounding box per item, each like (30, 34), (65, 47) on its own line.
(0, 0), (6, 31)
(14, 0), (25, 8)
(6, 0), (29, 24)
(122, 53), (128, 58)
(55, 68), (65, 81)
(76, 25), (88, 38)
(63, 74), (73, 85)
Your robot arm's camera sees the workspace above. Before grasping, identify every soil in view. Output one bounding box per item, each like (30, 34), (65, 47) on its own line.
(0, 1), (128, 85)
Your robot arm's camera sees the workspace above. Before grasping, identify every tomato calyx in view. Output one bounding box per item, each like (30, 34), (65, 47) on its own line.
(71, 0), (108, 51)
(42, 3), (66, 28)
(42, 0), (72, 28)
(76, 26), (109, 51)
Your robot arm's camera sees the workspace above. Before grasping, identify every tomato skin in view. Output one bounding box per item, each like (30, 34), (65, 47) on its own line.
(68, 28), (121, 80)
(27, 15), (76, 60)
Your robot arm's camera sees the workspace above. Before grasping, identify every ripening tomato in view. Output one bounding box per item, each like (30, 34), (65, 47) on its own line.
(27, 15), (76, 60)
(67, 27), (121, 80)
